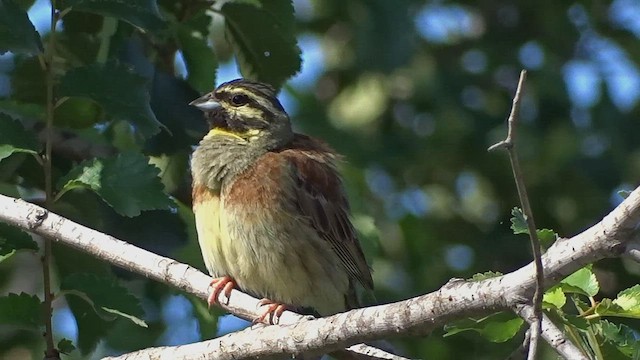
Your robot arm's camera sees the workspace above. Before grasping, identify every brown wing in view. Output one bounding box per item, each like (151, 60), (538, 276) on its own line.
(280, 135), (373, 290)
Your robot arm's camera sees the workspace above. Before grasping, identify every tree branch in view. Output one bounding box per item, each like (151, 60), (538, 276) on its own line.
(513, 304), (587, 360)
(0, 186), (638, 358)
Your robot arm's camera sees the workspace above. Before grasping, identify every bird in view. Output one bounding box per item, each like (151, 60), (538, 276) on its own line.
(189, 78), (373, 323)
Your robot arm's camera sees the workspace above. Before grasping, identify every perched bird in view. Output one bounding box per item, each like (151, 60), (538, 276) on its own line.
(189, 79), (373, 323)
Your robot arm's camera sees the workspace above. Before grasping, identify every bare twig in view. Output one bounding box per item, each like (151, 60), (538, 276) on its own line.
(1, 186), (639, 359)
(488, 70), (545, 359)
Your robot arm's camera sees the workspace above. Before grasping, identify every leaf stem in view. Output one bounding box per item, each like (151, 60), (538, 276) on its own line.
(42, 1), (59, 358)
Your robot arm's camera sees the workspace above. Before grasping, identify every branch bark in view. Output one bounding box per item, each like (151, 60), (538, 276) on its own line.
(0, 185), (638, 359)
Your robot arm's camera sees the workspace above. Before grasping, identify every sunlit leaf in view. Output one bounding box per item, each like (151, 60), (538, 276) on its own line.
(543, 286), (566, 309)
(560, 267), (599, 297)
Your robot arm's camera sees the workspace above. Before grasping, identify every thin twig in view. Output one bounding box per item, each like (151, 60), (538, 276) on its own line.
(488, 70), (545, 360)
(41, 2), (59, 358)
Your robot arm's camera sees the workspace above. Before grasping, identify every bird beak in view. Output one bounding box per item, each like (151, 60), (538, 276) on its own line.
(189, 93), (221, 111)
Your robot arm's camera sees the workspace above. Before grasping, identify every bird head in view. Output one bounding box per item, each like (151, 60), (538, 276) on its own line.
(190, 79), (294, 150)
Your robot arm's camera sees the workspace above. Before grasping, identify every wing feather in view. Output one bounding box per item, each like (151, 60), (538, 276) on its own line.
(281, 137), (373, 290)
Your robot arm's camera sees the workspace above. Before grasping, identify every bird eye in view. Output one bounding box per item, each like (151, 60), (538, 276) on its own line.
(230, 94), (250, 106)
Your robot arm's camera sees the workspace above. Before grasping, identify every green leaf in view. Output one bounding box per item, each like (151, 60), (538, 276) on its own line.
(509, 207), (528, 234)
(612, 284), (640, 313)
(58, 0), (165, 31)
(176, 24), (217, 93)
(0, 293), (42, 328)
(222, 0), (302, 87)
(595, 293), (640, 320)
(0, 222), (38, 262)
(596, 320), (639, 357)
(58, 62), (162, 138)
(57, 153), (174, 217)
(0, 113), (40, 162)
(470, 271), (503, 281)
(61, 273), (147, 327)
(443, 312), (524, 343)
(57, 338), (76, 354)
(536, 228), (557, 248)
(0, 0), (43, 55)
(560, 267), (599, 297)
(0, 99), (45, 120)
(543, 286), (566, 309)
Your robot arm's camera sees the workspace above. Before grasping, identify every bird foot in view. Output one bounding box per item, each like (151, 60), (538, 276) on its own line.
(255, 299), (287, 324)
(207, 276), (236, 307)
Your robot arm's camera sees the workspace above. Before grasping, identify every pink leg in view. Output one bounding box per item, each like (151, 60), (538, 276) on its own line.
(255, 298), (287, 324)
(207, 276), (236, 307)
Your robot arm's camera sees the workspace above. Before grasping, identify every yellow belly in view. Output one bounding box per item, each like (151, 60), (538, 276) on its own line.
(193, 195), (349, 315)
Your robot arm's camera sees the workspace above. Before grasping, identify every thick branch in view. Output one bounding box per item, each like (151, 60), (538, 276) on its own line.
(0, 186), (639, 359)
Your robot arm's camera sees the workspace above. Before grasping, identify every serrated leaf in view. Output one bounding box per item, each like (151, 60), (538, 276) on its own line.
(560, 267), (599, 297)
(57, 338), (76, 354)
(58, 62), (162, 138)
(61, 273), (147, 327)
(57, 153), (174, 217)
(58, 0), (165, 31)
(543, 286), (566, 309)
(176, 24), (217, 93)
(0, 293), (42, 328)
(596, 297), (640, 320)
(0, 113), (40, 162)
(222, 0), (301, 87)
(612, 285), (640, 313)
(510, 207), (527, 235)
(0, 222), (38, 262)
(470, 271), (503, 281)
(0, 0), (43, 55)
(444, 312), (524, 343)
(597, 320), (639, 357)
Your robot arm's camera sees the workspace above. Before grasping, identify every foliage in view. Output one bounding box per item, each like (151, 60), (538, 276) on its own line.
(0, 0), (639, 358)
(446, 212), (640, 357)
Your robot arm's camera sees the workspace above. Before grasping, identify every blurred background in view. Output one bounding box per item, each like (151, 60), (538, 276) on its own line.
(1, 0), (640, 359)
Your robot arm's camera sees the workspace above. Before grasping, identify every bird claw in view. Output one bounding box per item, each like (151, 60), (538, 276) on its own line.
(207, 276), (235, 307)
(255, 299), (287, 325)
